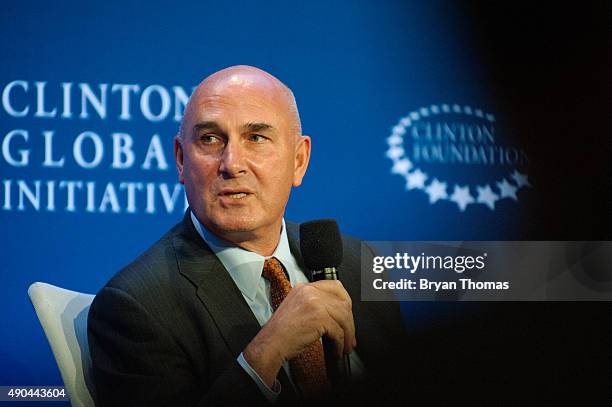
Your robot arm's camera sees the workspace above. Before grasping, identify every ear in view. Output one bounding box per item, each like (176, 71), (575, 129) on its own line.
(174, 135), (185, 184)
(292, 135), (311, 187)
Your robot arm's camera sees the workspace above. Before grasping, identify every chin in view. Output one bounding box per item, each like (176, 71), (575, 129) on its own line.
(209, 215), (264, 234)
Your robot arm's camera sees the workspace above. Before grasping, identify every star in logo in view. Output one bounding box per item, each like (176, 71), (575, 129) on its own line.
(450, 185), (474, 211)
(391, 125), (405, 135)
(425, 179), (448, 204)
(476, 184), (499, 210)
(511, 170), (530, 188)
(385, 146), (404, 160)
(496, 178), (518, 201)
(391, 158), (412, 175)
(386, 135), (403, 146)
(405, 169), (427, 190)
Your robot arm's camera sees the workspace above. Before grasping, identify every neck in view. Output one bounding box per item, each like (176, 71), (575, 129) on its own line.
(203, 219), (283, 257)
(227, 229), (281, 257)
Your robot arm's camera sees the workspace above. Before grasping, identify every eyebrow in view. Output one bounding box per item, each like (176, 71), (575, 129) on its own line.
(241, 122), (274, 133)
(191, 121), (275, 136)
(193, 121), (224, 134)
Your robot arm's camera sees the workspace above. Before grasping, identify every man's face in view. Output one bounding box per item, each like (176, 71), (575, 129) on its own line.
(175, 71), (310, 251)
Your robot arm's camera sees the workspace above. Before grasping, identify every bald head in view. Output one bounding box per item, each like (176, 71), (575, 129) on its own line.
(179, 65), (302, 141)
(173, 65), (312, 254)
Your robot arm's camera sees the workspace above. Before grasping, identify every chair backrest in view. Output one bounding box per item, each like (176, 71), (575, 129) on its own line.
(28, 282), (96, 407)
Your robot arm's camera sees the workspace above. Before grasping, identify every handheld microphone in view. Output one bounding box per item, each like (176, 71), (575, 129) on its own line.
(299, 219), (351, 384)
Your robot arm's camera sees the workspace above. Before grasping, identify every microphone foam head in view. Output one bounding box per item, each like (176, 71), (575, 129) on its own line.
(299, 219), (343, 270)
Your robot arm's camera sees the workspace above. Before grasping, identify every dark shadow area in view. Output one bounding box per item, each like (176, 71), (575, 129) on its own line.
(462, 1), (610, 240)
(402, 2), (610, 402)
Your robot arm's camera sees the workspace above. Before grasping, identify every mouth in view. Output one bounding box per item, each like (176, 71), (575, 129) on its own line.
(218, 189), (254, 201)
(222, 192), (249, 199)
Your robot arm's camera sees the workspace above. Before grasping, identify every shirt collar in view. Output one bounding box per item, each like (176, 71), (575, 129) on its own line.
(190, 211), (295, 301)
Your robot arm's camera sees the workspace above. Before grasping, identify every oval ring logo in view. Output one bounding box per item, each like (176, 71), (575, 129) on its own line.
(385, 103), (531, 211)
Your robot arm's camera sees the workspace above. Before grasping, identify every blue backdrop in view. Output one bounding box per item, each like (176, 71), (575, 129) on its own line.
(1, 0), (607, 398)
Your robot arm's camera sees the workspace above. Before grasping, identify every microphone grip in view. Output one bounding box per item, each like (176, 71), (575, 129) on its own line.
(312, 267), (352, 384)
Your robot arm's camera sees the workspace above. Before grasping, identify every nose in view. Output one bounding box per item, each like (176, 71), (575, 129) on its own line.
(219, 138), (247, 178)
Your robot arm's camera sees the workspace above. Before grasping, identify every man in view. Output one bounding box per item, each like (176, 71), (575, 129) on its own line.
(88, 65), (407, 406)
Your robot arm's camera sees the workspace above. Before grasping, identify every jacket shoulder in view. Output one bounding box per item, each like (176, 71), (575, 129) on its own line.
(98, 220), (186, 299)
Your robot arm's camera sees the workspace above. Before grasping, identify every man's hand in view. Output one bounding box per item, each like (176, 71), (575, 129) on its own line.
(243, 280), (356, 387)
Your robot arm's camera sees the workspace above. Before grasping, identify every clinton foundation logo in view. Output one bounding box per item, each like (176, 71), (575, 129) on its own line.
(385, 104), (530, 211)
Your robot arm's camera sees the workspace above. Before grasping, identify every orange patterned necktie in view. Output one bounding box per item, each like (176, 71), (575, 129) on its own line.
(262, 257), (331, 399)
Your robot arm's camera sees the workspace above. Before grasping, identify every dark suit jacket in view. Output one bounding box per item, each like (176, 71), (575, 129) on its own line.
(88, 210), (407, 406)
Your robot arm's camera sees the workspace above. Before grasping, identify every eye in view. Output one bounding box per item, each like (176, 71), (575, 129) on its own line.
(249, 134), (268, 143)
(200, 134), (221, 144)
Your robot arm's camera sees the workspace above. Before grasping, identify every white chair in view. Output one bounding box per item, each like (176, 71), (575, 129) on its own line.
(28, 282), (97, 407)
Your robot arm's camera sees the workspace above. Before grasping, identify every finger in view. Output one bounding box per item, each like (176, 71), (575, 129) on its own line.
(323, 298), (356, 354)
(310, 280), (352, 305)
(320, 316), (345, 357)
(285, 284), (355, 354)
(304, 282), (355, 352)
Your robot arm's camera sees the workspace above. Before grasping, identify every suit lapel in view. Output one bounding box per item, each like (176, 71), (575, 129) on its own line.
(173, 212), (261, 355)
(285, 222), (309, 280)
(173, 211), (298, 402)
